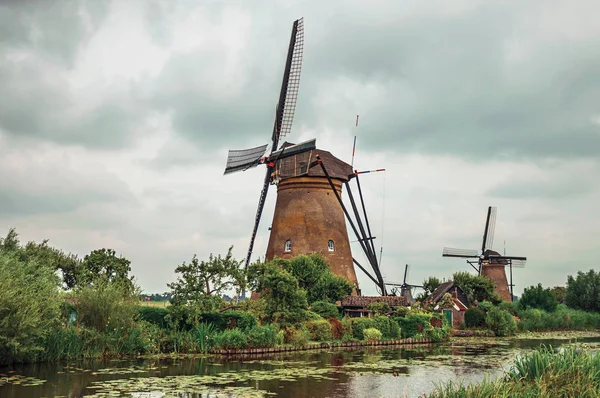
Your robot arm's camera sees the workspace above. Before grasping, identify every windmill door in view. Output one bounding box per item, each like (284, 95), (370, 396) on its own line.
(443, 310), (453, 326)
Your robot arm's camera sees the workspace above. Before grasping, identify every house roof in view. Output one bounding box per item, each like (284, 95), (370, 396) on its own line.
(429, 281), (455, 303)
(341, 295), (406, 308)
(453, 298), (468, 311)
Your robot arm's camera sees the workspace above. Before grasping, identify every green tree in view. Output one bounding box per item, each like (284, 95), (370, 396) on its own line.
(550, 286), (567, 304)
(453, 271), (501, 304)
(519, 283), (558, 312)
(284, 254), (352, 304)
(485, 306), (517, 336)
(0, 248), (61, 365)
(168, 247), (243, 306)
(79, 248), (134, 291)
(0, 228), (81, 289)
(566, 270), (600, 312)
(247, 259), (308, 323)
(423, 276), (441, 295)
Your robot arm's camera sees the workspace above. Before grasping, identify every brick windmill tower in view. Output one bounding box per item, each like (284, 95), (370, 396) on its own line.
(223, 18), (388, 298)
(442, 206), (527, 302)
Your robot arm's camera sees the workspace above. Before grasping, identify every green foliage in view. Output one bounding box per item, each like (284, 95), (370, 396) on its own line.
(247, 259), (308, 323)
(283, 254), (353, 304)
(304, 319), (333, 341)
(566, 270), (600, 312)
(212, 329), (247, 349)
(453, 271), (501, 305)
(311, 301), (340, 319)
(426, 325), (451, 343)
(485, 306), (517, 336)
(362, 328), (382, 342)
(519, 283), (558, 312)
(517, 305), (600, 331)
(464, 307), (487, 328)
(168, 247), (243, 305)
(551, 286), (567, 304)
(350, 318), (375, 340)
(79, 248), (134, 291)
(137, 306), (170, 329)
(0, 248), (62, 365)
(422, 276), (441, 295)
(393, 306), (409, 317)
(478, 301), (493, 313)
(194, 323), (215, 353)
(72, 278), (140, 334)
(304, 311), (324, 321)
(367, 302), (391, 316)
(430, 345), (600, 397)
(392, 313), (433, 338)
(245, 324), (281, 348)
(372, 316), (401, 339)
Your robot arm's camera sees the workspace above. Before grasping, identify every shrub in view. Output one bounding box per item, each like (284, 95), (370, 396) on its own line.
(284, 326), (309, 347)
(367, 302), (391, 316)
(328, 318), (344, 339)
(392, 314), (432, 338)
(350, 318), (376, 340)
(304, 319), (333, 341)
(485, 306), (517, 336)
(464, 307), (487, 328)
(372, 316), (401, 339)
(138, 307), (170, 329)
(246, 324), (280, 348)
(304, 310), (325, 321)
(478, 301), (494, 313)
(363, 328), (382, 342)
(393, 306), (409, 317)
(311, 301), (340, 319)
(212, 329), (247, 349)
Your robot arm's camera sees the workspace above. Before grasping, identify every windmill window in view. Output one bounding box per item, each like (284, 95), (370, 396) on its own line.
(328, 240), (335, 252)
(284, 240), (292, 252)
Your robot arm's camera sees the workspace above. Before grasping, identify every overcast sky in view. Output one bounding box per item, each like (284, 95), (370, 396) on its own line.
(1, 0), (599, 296)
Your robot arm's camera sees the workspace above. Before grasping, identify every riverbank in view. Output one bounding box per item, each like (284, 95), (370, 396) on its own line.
(425, 344), (600, 397)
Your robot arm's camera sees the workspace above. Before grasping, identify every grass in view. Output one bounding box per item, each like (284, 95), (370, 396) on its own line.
(425, 345), (600, 397)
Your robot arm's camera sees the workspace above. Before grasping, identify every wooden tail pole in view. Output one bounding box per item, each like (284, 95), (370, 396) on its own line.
(355, 169), (386, 175)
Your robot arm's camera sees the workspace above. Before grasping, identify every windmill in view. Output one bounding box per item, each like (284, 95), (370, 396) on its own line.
(224, 18), (390, 298)
(442, 206), (527, 302)
(384, 264), (423, 303)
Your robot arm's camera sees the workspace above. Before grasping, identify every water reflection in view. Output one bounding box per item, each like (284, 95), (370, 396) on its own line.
(1, 336), (599, 398)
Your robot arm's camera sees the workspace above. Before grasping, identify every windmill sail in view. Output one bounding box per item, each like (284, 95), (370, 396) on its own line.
(272, 18), (304, 150)
(224, 144), (269, 175)
(481, 206), (497, 252)
(442, 247), (479, 258)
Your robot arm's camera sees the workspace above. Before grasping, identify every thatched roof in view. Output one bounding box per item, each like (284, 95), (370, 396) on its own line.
(341, 295), (406, 308)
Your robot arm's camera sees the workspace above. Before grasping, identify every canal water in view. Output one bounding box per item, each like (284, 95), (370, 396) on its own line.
(2, 333), (599, 398)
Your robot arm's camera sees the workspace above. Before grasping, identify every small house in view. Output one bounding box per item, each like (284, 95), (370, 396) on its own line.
(426, 281), (469, 328)
(341, 295), (406, 318)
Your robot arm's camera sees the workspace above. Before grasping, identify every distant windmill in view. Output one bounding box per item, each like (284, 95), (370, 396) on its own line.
(442, 206), (527, 302)
(384, 264), (423, 304)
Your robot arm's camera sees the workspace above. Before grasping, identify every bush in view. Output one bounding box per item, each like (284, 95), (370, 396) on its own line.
(479, 301), (494, 313)
(372, 316), (401, 339)
(328, 318), (344, 339)
(363, 328), (382, 342)
(392, 314), (432, 338)
(194, 323), (215, 353)
(212, 329), (247, 349)
(464, 307), (487, 328)
(367, 302), (391, 316)
(304, 310), (325, 321)
(393, 306), (409, 317)
(350, 318), (376, 340)
(247, 324), (280, 348)
(310, 301), (340, 319)
(304, 319), (333, 341)
(284, 326), (309, 347)
(486, 307), (517, 336)
(138, 306), (170, 329)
